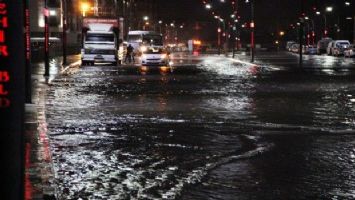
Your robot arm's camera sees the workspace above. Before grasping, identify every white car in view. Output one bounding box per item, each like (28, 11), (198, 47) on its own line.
(327, 40), (351, 56)
(344, 45), (355, 58)
(140, 47), (170, 66)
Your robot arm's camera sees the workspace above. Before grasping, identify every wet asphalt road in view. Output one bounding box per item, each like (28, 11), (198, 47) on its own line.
(46, 52), (355, 199)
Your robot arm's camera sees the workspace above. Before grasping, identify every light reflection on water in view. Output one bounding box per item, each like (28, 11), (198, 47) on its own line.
(46, 54), (355, 199)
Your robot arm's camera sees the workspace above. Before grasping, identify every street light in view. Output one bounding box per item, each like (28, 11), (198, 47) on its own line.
(324, 6), (333, 37)
(217, 27), (221, 55)
(246, 0), (255, 62)
(81, 2), (90, 17)
(326, 6), (333, 12)
(158, 20), (163, 34)
(143, 16), (149, 30)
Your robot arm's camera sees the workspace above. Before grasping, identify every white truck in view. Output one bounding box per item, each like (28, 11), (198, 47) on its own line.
(81, 18), (120, 65)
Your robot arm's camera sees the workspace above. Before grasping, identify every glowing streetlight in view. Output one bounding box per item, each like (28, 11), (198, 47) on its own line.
(205, 4), (211, 9)
(81, 2), (90, 17)
(326, 6), (333, 12)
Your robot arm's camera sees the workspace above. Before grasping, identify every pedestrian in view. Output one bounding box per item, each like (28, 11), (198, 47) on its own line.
(125, 44), (134, 64)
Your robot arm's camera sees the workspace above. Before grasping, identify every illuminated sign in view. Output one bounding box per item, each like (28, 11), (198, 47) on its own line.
(83, 18), (119, 28)
(0, 2), (10, 109)
(1, 1), (26, 199)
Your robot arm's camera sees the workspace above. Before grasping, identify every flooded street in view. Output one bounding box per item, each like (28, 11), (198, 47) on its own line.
(45, 52), (355, 199)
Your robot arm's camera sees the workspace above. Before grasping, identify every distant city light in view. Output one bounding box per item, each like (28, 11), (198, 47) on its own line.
(205, 4), (211, 9)
(326, 7), (333, 12)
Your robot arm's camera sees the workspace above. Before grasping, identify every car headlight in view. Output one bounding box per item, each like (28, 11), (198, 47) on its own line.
(161, 54), (167, 59)
(140, 46), (148, 52)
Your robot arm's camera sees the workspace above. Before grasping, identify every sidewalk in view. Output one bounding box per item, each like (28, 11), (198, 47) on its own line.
(24, 55), (81, 200)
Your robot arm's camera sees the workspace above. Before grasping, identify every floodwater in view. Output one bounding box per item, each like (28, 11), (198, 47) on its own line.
(45, 52), (355, 199)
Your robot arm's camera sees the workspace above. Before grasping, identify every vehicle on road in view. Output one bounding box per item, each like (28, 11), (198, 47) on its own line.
(344, 45), (355, 58)
(317, 37), (332, 54)
(140, 47), (170, 66)
(290, 43), (299, 53)
(81, 18), (120, 66)
(327, 40), (351, 56)
(286, 41), (296, 51)
(303, 45), (317, 55)
(127, 31), (164, 55)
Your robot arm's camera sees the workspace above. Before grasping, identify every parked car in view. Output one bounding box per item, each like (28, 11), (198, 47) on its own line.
(290, 43), (299, 53)
(303, 45), (317, 55)
(317, 37), (332, 54)
(286, 41), (296, 51)
(344, 45), (355, 58)
(327, 40), (351, 56)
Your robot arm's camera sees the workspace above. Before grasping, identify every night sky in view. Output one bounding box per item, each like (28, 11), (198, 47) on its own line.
(156, 0), (354, 44)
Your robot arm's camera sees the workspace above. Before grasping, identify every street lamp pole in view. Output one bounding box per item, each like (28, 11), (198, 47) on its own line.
(299, 1), (305, 68)
(44, 0), (50, 77)
(62, 0), (67, 65)
(218, 27), (221, 55)
(324, 14), (327, 37)
(324, 6), (333, 37)
(250, 0), (255, 62)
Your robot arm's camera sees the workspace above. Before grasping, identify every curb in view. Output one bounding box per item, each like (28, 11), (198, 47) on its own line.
(24, 57), (81, 200)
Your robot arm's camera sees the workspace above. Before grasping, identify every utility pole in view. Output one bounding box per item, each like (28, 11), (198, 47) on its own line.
(218, 27), (221, 55)
(232, 0), (238, 58)
(62, 0), (67, 65)
(250, 0), (255, 62)
(299, 0), (304, 68)
(44, 0), (50, 77)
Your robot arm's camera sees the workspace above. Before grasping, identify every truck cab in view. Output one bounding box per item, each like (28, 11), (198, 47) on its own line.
(81, 19), (119, 65)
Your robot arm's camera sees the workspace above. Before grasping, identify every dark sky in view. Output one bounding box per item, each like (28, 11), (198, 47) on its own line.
(156, 0), (353, 27)
(155, 0), (354, 43)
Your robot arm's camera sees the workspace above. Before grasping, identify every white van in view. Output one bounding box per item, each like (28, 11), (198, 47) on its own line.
(327, 40), (351, 56)
(127, 31), (163, 54)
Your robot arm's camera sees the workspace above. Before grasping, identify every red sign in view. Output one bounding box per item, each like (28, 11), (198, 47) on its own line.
(1, 1), (26, 199)
(0, 2), (10, 108)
